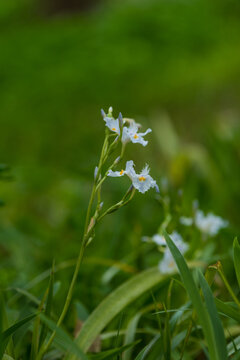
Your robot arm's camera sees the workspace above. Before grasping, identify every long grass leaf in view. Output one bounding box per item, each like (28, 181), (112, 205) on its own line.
(88, 340), (140, 360)
(198, 270), (227, 360)
(39, 314), (88, 360)
(163, 230), (219, 360)
(215, 299), (240, 322)
(68, 261), (201, 359)
(0, 314), (36, 358)
(233, 238), (240, 288)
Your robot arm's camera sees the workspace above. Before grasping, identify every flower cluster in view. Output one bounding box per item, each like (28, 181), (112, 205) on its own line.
(102, 107), (152, 147)
(180, 209), (228, 236)
(102, 107), (158, 194)
(142, 231), (188, 274)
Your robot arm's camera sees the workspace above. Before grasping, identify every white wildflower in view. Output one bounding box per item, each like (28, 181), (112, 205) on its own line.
(158, 232), (188, 274)
(195, 210), (228, 236)
(122, 121), (152, 147)
(108, 160), (158, 194)
(152, 234), (166, 246)
(179, 216), (193, 226)
(101, 109), (152, 146)
(158, 250), (176, 274)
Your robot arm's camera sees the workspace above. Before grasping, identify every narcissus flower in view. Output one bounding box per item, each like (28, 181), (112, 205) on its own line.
(108, 160), (159, 194)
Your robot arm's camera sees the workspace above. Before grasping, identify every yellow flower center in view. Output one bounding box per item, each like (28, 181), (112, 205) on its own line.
(120, 169), (124, 175)
(112, 127), (116, 131)
(134, 134), (139, 139)
(138, 176), (146, 182)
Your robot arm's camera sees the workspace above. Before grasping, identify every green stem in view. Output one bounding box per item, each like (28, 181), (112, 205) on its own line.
(218, 267), (240, 309)
(38, 135), (110, 358)
(38, 242), (85, 358)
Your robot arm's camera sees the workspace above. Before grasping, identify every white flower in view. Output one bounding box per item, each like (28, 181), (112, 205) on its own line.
(158, 232), (188, 274)
(152, 234), (166, 246)
(122, 121), (152, 147)
(108, 160), (158, 194)
(195, 210), (228, 236)
(158, 250), (176, 274)
(179, 216), (193, 226)
(101, 109), (152, 146)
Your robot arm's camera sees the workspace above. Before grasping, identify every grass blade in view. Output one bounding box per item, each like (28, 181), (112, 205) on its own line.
(68, 261), (201, 359)
(134, 335), (160, 360)
(233, 238), (240, 288)
(88, 340), (140, 360)
(0, 313), (36, 358)
(215, 299), (240, 322)
(163, 230), (219, 360)
(39, 262), (55, 347)
(198, 270), (227, 360)
(39, 314), (88, 360)
(69, 266), (169, 357)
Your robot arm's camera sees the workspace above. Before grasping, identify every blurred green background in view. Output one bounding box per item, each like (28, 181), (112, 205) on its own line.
(0, 0), (240, 312)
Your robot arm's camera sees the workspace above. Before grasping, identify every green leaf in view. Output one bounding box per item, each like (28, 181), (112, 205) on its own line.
(198, 270), (227, 360)
(162, 230), (221, 360)
(39, 314), (88, 360)
(233, 238), (240, 288)
(39, 262), (55, 348)
(67, 261), (201, 360)
(134, 335), (160, 360)
(0, 313), (36, 358)
(215, 299), (240, 323)
(69, 266), (169, 357)
(88, 341), (140, 360)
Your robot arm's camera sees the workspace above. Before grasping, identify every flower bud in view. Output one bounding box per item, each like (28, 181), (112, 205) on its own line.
(114, 156), (120, 165)
(118, 112), (123, 128)
(108, 106), (113, 116)
(94, 166), (98, 179)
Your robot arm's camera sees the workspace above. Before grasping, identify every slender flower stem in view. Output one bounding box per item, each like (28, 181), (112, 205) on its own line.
(38, 135), (110, 358)
(39, 242), (86, 356)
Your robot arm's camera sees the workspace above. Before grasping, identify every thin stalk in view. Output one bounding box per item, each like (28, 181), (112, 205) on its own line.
(38, 135), (110, 358)
(38, 242), (85, 357)
(218, 267), (240, 309)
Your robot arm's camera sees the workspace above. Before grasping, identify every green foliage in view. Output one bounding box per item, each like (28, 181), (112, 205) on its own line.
(163, 230), (224, 360)
(0, 0), (240, 359)
(233, 238), (240, 288)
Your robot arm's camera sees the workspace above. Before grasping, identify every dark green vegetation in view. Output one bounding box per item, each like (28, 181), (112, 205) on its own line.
(0, 0), (240, 358)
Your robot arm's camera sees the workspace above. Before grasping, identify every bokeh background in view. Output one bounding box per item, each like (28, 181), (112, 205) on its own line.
(0, 0), (240, 314)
